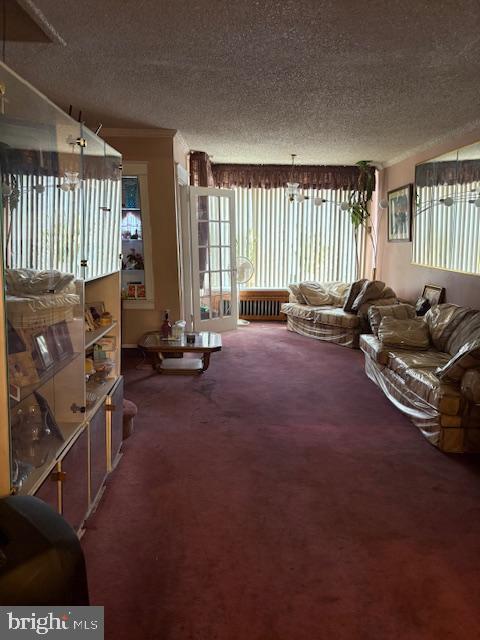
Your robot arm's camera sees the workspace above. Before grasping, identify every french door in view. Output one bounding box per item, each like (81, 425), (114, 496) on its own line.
(188, 186), (237, 332)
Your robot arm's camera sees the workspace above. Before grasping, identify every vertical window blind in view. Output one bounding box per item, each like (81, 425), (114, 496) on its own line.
(5, 174), (121, 280)
(413, 182), (480, 274)
(234, 187), (364, 288)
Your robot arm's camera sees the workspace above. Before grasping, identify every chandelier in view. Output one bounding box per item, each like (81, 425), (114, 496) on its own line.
(286, 154), (349, 208)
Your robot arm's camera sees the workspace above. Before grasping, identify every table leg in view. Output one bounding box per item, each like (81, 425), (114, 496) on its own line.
(153, 352), (164, 373)
(202, 352), (211, 372)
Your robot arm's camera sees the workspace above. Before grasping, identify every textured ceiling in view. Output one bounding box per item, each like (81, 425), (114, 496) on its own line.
(4, 0), (480, 165)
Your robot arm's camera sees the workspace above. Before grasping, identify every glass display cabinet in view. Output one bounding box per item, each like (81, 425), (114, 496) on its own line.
(0, 61), (124, 532)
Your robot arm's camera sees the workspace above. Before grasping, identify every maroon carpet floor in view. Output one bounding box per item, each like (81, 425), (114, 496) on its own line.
(82, 323), (480, 640)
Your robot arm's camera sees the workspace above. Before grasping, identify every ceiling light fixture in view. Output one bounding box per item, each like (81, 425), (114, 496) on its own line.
(286, 154), (304, 203)
(59, 171), (80, 192)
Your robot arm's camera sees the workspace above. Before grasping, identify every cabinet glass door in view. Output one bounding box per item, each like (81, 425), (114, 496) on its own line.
(0, 62), (85, 494)
(80, 125), (122, 281)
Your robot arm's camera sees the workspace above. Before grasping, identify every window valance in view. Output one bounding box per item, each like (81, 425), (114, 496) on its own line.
(190, 151), (375, 191)
(212, 163), (374, 191)
(416, 159), (480, 188)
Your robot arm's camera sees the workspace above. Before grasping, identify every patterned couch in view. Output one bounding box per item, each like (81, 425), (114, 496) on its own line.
(281, 279), (397, 348)
(361, 303), (480, 453)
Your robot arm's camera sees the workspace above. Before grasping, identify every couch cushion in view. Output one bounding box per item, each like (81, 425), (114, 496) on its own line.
(351, 280), (386, 312)
(436, 338), (480, 381)
(381, 286), (396, 299)
(288, 283), (308, 305)
(359, 334), (389, 365)
(368, 303), (415, 336)
(378, 317), (430, 350)
(343, 279), (367, 312)
(387, 349), (451, 377)
(313, 307), (360, 329)
(425, 304), (473, 352)
(281, 302), (317, 320)
(444, 310), (480, 356)
(401, 367), (462, 416)
(299, 281), (347, 307)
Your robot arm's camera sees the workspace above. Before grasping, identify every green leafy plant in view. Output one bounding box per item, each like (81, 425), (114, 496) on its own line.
(347, 160), (375, 228)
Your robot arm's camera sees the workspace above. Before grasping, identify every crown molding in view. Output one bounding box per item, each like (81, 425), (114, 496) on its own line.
(101, 127), (177, 138)
(17, 0), (67, 45)
(382, 118), (480, 169)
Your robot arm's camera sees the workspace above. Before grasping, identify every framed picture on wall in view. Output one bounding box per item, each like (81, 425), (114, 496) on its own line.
(387, 184), (412, 242)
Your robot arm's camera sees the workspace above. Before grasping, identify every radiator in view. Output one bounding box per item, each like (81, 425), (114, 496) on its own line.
(223, 290), (289, 321)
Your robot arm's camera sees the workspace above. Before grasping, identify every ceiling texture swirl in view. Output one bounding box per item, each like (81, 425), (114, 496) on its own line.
(4, 0), (480, 165)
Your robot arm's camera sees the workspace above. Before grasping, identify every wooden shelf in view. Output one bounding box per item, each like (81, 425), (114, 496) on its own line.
(10, 353), (81, 406)
(85, 322), (117, 350)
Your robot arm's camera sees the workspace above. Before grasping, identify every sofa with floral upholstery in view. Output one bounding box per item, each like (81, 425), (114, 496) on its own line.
(280, 279), (397, 349)
(361, 302), (480, 453)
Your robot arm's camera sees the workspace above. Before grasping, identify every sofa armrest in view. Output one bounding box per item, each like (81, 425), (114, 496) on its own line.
(461, 369), (480, 403)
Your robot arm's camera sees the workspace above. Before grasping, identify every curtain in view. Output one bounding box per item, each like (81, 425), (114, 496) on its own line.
(189, 151), (214, 187)
(212, 163), (374, 191)
(188, 152), (375, 192)
(189, 152), (214, 281)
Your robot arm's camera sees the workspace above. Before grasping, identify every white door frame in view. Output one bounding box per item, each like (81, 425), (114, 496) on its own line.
(188, 186), (237, 332)
(175, 163), (190, 325)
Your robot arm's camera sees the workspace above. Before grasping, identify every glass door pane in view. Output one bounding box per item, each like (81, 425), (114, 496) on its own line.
(81, 126), (121, 281)
(189, 187), (236, 332)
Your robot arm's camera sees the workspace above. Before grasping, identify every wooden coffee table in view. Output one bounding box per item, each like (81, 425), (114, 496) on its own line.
(138, 331), (222, 375)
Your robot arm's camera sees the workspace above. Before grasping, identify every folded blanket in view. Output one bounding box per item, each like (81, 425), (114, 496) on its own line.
(6, 269), (75, 296)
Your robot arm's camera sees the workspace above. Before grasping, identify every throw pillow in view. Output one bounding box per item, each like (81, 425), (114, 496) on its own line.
(415, 296), (431, 316)
(368, 303), (416, 337)
(378, 316), (430, 350)
(435, 338), (480, 382)
(288, 283), (308, 305)
(351, 280), (386, 313)
(323, 281), (350, 307)
(381, 286), (396, 299)
(343, 279), (367, 313)
(299, 281), (332, 306)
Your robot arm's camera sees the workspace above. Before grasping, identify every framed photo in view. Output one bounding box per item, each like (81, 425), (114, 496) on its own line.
(32, 330), (54, 372)
(86, 301), (104, 323)
(49, 321), (73, 360)
(85, 301), (104, 330)
(84, 308), (96, 332)
(422, 284), (445, 306)
(388, 184), (412, 242)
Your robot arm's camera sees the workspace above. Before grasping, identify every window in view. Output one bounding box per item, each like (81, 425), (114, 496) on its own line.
(234, 187), (363, 288)
(413, 182), (480, 274)
(120, 164), (154, 308)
